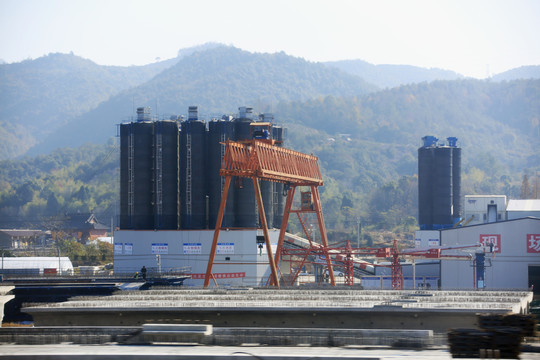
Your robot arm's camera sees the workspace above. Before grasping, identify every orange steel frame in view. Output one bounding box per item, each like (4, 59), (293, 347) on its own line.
(204, 139), (336, 288)
(276, 200), (336, 287)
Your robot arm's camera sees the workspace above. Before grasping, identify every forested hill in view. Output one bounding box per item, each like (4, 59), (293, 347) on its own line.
(27, 46), (377, 156)
(1, 45), (539, 235)
(275, 79), (540, 196)
(491, 65), (540, 81)
(1, 78), (538, 233)
(4, 45), (537, 160)
(324, 59), (464, 88)
(0, 53), (174, 159)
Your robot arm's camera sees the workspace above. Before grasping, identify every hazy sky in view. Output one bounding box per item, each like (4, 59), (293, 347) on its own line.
(1, 0), (539, 78)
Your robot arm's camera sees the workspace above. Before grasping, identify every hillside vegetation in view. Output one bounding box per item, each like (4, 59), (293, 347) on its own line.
(325, 59), (463, 88)
(27, 46), (377, 155)
(0, 53), (173, 159)
(1, 46), (539, 240)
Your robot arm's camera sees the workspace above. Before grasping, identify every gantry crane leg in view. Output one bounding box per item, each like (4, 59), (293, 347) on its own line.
(252, 177), (280, 288)
(311, 185), (335, 286)
(274, 186), (296, 268)
(203, 176), (232, 288)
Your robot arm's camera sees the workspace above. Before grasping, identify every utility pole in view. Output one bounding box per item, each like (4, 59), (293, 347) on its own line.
(156, 254), (162, 274)
(356, 218), (361, 248)
(57, 247), (61, 276)
(534, 171), (538, 199)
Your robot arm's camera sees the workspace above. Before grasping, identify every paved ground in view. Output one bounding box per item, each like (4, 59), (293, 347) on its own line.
(0, 344), (539, 360)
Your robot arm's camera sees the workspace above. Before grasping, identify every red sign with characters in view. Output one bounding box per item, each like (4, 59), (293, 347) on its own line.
(480, 234), (501, 253)
(191, 272), (246, 279)
(527, 234), (540, 253)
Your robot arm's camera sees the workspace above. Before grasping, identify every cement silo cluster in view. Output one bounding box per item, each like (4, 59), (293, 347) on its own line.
(417, 136), (462, 230)
(119, 106), (285, 231)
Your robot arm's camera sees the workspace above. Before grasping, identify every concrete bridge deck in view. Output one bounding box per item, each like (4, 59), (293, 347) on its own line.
(22, 288), (533, 332)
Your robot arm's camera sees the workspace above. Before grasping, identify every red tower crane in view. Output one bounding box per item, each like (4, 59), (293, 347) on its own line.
(280, 238), (482, 290)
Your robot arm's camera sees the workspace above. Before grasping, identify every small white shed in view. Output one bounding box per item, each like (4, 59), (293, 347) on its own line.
(0, 257), (73, 275)
(507, 199), (540, 220)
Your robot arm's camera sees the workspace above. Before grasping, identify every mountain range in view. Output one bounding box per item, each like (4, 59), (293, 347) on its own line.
(324, 59), (464, 88)
(0, 44), (539, 232)
(3, 43), (538, 160)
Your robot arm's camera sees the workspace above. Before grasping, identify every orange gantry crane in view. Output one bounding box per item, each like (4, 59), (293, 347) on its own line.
(203, 138), (336, 288)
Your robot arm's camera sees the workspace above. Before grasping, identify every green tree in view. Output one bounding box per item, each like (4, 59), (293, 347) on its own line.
(45, 193), (61, 215)
(521, 174), (532, 199)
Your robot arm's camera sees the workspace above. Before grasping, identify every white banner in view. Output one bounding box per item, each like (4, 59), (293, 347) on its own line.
(428, 238), (439, 247)
(183, 242), (202, 254)
(217, 242), (234, 254)
(114, 243), (123, 255)
(124, 243), (133, 255)
(152, 243), (168, 254)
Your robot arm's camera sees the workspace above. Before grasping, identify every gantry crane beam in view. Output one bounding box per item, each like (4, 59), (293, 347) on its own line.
(219, 140), (324, 186)
(204, 139), (335, 288)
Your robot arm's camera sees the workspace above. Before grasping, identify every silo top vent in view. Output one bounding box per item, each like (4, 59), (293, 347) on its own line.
(136, 107), (152, 122)
(261, 113), (274, 122)
(422, 135), (438, 148)
(188, 106), (198, 121)
(447, 137), (458, 147)
(238, 106), (253, 120)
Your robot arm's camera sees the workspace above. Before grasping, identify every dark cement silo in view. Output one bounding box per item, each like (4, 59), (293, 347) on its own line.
(180, 107), (207, 229)
(154, 120), (180, 230)
(272, 125), (285, 228)
(259, 113), (275, 229)
(120, 115), (154, 230)
(234, 106), (258, 228)
(208, 118), (236, 228)
(417, 136), (461, 230)
(449, 137), (462, 222)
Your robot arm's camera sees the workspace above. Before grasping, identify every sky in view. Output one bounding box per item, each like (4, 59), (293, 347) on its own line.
(1, 0), (539, 79)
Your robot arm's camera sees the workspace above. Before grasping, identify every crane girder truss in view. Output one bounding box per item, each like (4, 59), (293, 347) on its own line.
(204, 139), (335, 288)
(219, 140), (323, 186)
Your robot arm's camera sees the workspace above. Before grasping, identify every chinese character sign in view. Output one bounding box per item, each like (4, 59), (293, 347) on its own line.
(183, 243), (202, 254)
(191, 272), (245, 279)
(124, 243), (133, 255)
(217, 243), (234, 254)
(114, 243), (123, 255)
(479, 234), (501, 253)
(151, 243), (168, 254)
(527, 234), (540, 253)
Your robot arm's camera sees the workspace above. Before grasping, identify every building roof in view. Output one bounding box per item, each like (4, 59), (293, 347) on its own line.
(0, 257), (73, 271)
(62, 213), (108, 231)
(0, 229), (43, 237)
(440, 216), (540, 232)
(465, 195), (507, 198)
(506, 199), (540, 212)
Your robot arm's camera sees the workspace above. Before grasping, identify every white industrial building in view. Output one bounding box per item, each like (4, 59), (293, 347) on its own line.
(113, 229), (279, 287)
(462, 196), (540, 225)
(440, 217), (540, 290)
(463, 195), (507, 226)
(413, 215), (540, 291)
(507, 199), (540, 220)
(0, 257), (73, 276)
